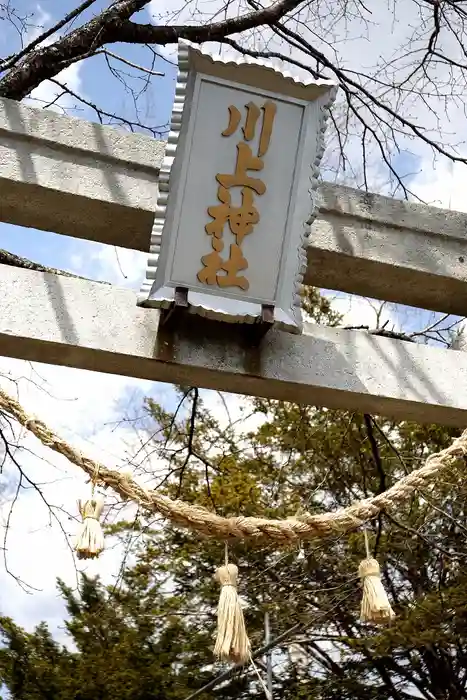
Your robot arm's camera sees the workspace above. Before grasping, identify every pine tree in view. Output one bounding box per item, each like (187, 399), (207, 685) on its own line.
(1, 290), (466, 699)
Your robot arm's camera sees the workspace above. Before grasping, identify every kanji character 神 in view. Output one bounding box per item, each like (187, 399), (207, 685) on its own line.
(205, 185), (259, 245)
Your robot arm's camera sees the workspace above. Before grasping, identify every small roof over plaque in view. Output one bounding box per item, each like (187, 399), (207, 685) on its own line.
(138, 40), (337, 334)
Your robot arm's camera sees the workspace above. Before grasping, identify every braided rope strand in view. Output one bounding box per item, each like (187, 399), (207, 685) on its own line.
(1, 388), (465, 544)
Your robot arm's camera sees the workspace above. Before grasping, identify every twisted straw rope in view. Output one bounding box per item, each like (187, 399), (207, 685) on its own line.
(0, 388), (465, 544)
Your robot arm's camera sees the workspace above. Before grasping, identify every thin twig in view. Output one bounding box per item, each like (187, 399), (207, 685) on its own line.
(0, 0), (98, 72)
(93, 48), (164, 76)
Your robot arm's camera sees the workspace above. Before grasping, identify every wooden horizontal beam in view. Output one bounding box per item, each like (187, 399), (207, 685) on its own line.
(1, 97), (467, 316)
(1, 264), (467, 427)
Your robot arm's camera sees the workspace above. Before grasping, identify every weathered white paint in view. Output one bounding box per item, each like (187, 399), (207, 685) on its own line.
(1, 263), (467, 427)
(141, 41), (336, 332)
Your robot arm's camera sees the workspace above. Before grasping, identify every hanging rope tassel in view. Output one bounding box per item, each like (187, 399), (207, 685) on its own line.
(358, 529), (395, 624)
(214, 545), (250, 665)
(74, 495), (105, 560)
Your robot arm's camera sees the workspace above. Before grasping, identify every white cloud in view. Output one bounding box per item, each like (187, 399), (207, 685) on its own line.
(27, 60), (85, 113)
(0, 283), (401, 634)
(146, 0), (454, 188)
(199, 389), (265, 434)
(0, 357), (162, 634)
(21, 5), (87, 115)
(324, 292), (398, 330)
(412, 160), (465, 212)
(72, 243), (148, 289)
(22, 4), (51, 44)
(0, 3), (148, 632)
(2, 0), (466, 647)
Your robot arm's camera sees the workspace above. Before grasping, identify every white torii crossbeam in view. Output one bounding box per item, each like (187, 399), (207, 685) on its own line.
(1, 95), (467, 426)
(1, 264), (467, 427)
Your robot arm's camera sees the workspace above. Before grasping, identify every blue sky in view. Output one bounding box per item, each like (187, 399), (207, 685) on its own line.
(0, 0), (184, 417)
(0, 0), (462, 458)
(0, 0), (437, 314)
(0, 0), (178, 280)
(0, 0), (188, 641)
(0, 0), (465, 658)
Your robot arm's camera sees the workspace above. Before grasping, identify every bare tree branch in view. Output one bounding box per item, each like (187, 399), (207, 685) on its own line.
(0, 0), (99, 72)
(0, 0), (306, 100)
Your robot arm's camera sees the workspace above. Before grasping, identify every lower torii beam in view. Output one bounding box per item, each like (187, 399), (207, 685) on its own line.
(0, 264), (466, 427)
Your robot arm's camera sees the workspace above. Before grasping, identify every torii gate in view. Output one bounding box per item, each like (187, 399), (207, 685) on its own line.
(1, 42), (467, 428)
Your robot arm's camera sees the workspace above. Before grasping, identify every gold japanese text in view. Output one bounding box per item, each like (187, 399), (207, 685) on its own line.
(197, 100), (277, 291)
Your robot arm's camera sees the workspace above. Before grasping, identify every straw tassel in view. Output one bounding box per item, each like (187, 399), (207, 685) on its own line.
(358, 529), (395, 623)
(214, 545), (250, 665)
(74, 495), (105, 560)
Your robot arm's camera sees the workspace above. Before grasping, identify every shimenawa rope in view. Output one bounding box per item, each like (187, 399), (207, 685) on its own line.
(1, 388), (465, 544)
